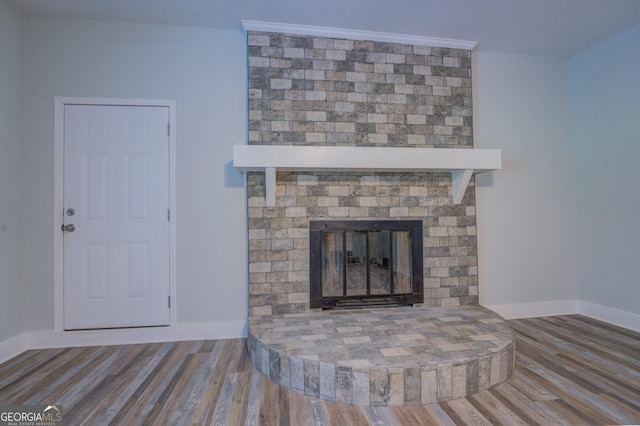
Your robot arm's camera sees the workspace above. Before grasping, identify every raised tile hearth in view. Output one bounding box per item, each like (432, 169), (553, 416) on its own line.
(247, 305), (515, 406)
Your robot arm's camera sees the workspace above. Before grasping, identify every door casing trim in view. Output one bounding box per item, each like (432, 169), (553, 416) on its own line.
(54, 97), (177, 331)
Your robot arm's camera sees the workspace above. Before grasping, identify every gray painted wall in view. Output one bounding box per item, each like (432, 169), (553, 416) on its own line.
(0, 1), (26, 342)
(474, 52), (578, 308)
(23, 17), (248, 331)
(569, 22), (640, 315)
(4, 11), (636, 342)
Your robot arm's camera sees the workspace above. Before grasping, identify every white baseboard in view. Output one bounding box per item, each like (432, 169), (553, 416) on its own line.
(0, 333), (28, 364)
(0, 320), (246, 363)
(483, 299), (579, 320)
(27, 320), (247, 350)
(484, 299), (640, 333)
(3, 304), (638, 364)
(578, 301), (640, 333)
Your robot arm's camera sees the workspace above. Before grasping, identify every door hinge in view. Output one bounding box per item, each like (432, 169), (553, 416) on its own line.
(167, 123), (170, 136)
(168, 295), (171, 308)
(167, 209), (170, 222)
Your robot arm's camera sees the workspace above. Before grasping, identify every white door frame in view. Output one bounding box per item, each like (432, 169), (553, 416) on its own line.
(54, 97), (177, 332)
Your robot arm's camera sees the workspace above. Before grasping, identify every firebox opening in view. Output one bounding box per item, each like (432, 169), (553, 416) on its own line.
(310, 220), (423, 309)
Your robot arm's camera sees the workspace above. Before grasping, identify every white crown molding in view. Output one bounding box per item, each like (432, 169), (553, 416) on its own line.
(241, 20), (477, 50)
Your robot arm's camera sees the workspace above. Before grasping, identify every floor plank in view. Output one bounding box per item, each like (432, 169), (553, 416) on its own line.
(440, 397), (491, 425)
(467, 391), (529, 426)
(258, 375), (282, 426)
(0, 314), (638, 425)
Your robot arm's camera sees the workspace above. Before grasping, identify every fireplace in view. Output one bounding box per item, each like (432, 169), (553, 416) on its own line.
(245, 30), (481, 317)
(310, 220), (423, 309)
(243, 28), (514, 406)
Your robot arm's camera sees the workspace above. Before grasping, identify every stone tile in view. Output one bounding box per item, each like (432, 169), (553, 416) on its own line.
(269, 349), (281, 383)
(437, 363), (453, 400)
(279, 356), (291, 388)
(397, 333), (426, 341)
(339, 359), (373, 368)
(500, 349), (510, 381)
(352, 370), (370, 405)
(369, 368), (389, 405)
(388, 371), (405, 406)
(319, 362), (336, 400)
(437, 343), (470, 352)
(489, 353), (501, 386)
(336, 366), (353, 404)
(336, 326), (363, 333)
(452, 364), (467, 398)
(304, 360), (320, 397)
(290, 357), (304, 391)
(260, 346), (270, 377)
(421, 369), (438, 403)
(404, 368), (421, 404)
(466, 359), (480, 394)
(380, 347), (410, 357)
(477, 356), (491, 391)
(343, 336), (371, 345)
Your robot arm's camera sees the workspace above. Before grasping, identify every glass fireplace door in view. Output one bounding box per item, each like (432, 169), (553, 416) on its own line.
(310, 220), (423, 309)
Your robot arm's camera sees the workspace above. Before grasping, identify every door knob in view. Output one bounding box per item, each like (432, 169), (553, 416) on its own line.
(61, 224), (76, 233)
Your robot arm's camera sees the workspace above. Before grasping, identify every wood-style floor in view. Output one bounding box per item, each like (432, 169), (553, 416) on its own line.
(1, 315), (639, 425)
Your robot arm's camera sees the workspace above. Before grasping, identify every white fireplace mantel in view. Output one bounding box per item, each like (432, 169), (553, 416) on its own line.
(233, 144), (501, 205)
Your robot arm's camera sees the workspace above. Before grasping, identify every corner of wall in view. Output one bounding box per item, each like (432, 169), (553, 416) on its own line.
(0, 0), (28, 347)
(484, 300), (579, 320)
(578, 301), (640, 333)
(0, 333), (28, 365)
(483, 298), (640, 333)
(0, 319), (247, 364)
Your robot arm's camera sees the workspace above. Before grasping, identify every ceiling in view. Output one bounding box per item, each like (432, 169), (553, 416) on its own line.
(9, 0), (640, 56)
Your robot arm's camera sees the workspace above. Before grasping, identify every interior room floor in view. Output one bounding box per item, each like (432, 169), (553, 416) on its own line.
(0, 315), (638, 425)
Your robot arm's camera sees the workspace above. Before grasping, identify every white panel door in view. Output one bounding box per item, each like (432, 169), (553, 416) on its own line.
(63, 104), (170, 330)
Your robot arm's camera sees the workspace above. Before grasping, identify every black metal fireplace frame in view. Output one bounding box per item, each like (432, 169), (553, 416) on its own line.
(309, 220), (423, 309)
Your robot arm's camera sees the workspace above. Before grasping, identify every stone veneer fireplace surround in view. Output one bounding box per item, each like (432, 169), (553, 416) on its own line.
(241, 28), (500, 315)
(238, 23), (513, 406)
